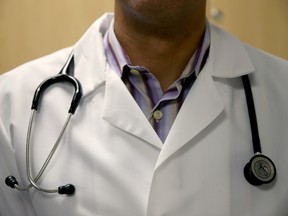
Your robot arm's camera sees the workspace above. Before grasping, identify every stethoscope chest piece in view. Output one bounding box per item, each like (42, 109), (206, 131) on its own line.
(244, 154), (276, 186)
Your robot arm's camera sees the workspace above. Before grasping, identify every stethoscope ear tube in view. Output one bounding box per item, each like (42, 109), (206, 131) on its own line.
(5, 110), (76, 195)
(31, 73), (82, 114)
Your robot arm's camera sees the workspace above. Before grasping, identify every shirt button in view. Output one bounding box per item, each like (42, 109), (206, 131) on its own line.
(153, 110), (163, 122)
(130, 68), (140, 75)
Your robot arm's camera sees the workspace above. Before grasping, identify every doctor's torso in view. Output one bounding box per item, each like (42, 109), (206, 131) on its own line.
(0, 14), (288, 216)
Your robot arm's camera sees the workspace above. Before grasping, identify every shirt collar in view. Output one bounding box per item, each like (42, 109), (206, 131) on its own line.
(104, 19), (210, 79)
(103, 20), (131, 77)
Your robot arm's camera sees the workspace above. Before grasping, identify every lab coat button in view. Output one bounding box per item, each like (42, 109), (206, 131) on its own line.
(153, 110), (163, 122)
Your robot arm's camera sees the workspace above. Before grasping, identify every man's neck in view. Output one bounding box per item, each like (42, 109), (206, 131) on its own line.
(114, 1), (206, 91)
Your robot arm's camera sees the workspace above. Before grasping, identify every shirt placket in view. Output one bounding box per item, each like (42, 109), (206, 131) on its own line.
(104, 19), (210, 143)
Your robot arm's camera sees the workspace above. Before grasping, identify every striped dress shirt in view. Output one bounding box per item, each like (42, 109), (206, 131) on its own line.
(103, 20), (210, 143)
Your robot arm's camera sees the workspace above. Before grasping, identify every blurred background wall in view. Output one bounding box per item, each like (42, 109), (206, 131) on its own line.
(0, 0), (287, 74)
(0, 0), (114, 74)
(206, 0), (288, 60)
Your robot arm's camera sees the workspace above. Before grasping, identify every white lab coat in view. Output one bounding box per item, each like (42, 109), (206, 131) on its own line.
(0, 13), (288, 216)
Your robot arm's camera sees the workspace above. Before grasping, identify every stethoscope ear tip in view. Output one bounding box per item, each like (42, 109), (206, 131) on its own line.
(58, 184), (76, 195)
(5, 176), (18, 188)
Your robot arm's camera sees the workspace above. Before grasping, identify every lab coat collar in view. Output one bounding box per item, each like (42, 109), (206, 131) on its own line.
(209, 24), (255, 78)
(72, 13), (114, 96)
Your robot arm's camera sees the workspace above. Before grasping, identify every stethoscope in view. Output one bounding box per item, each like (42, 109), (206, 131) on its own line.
(5, 53), (82, 195)
(5, 52), (276, 196)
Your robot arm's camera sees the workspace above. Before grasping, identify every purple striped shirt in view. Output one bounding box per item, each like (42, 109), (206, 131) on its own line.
(104, 20), (210, 143)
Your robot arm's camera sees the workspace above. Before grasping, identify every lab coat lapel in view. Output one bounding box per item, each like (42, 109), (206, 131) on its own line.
(156, 65), (224, 168)
(102, 69), (163, 149)
(155, 23), (255, 169)
(72, 14), (162, 149)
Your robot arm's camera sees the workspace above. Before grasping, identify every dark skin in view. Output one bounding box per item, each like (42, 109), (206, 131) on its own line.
(114, 0), (207, 91)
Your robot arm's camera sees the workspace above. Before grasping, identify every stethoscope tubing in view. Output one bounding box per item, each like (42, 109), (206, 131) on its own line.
(25, 110), (73, 193)
(241, 75), (262, 154)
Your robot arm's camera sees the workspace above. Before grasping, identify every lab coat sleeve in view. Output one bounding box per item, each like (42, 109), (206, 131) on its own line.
(0, 75), (36, 216)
